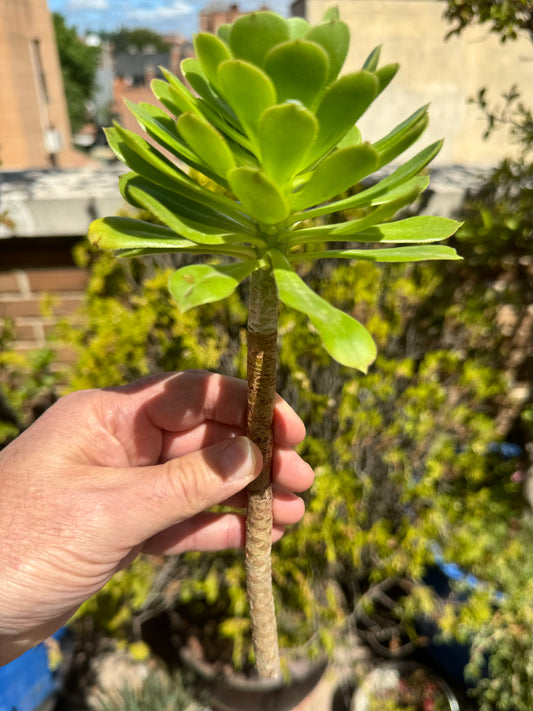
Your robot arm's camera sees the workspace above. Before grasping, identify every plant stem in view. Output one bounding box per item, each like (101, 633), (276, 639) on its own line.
(245, 266), (281, 679)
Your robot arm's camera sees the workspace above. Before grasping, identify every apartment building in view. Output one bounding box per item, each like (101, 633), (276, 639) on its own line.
(0, 0), (74, 169)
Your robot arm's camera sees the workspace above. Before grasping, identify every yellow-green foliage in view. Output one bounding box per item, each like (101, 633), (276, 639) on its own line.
(47, 240), (532, 707)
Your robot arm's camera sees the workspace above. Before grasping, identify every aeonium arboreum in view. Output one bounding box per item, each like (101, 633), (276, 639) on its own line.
(88, 7), (461, 680)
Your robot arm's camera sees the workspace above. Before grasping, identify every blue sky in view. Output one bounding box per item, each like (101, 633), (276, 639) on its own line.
(47, 0), (292, 38)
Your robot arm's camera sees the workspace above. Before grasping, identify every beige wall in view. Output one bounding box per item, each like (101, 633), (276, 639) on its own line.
(0, 0), (74, 169)
(299, 0), (533, 166)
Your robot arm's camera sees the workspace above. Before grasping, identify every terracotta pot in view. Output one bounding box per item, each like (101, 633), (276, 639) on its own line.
(180, 645), (327, 711)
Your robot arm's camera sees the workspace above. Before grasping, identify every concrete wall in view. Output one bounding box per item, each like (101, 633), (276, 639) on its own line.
(0, 0), (74, 169)
(297, 0), (533, 166)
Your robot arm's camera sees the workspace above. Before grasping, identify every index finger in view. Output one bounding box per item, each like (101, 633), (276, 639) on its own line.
(109, 371), (306, 446)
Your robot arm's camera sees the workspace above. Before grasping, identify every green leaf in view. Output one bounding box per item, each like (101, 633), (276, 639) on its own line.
(304, 17), (350, 84)
(337, 125), (362, 149)
(119, 175), (258, 249)
(362, 46), (382, 72)
(307, 71), (379, 163)
(375, 63), (399, 93)
(229, 11), (290, 67)
(217, 23), (231, 43)
(150, 76), (197, 116)
(269, 249), (376, 372)
(88, 217), (198, 251)
(194, 32), (232, 89)
(287, 16), (310, 39)
(290, 245), (462, 263)
(88, 217), (252, 259)
(105, 124), (186, 186)
(107, 124), (252, 228)
(345, 216), (462, 244)
(228, 167), (289, 224)
(322, 6), (340, 21)
(258, 103), (318, 186)
(290, 144), (379, 212)
(217, 60), (276, 144)
(119, 173), (257, 237)
(264, 40), (329, 109)
(124, 101), (223, 183)
(177, 112), (236, 179)
(290, 142), (442, 223)
(374, 105), (429, 168)
(168, 261), (260, 312)
(286, 176), (430, 246)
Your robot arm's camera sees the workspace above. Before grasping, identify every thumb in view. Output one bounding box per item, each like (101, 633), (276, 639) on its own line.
(113, 436), (261, 545)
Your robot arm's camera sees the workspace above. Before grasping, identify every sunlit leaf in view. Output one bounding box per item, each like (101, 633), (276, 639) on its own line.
(119, 173), (256, 237)
(228, 167), (289, 224)
(229, 11), (289, 67)
(217, 60), (276, 144)
(304, 17), (350, 84)
(291, 144), (379, 211)
(258, 103), (318, 186)
(169, 261), (260, 312)
(194, 32), (232, 89)
(344, 216), (462, 243)
(151, 75), (197, 116)
(88, 217), (253, 259)
(264, 40), (329, 109)
(375, 63), (399, 93)
(289, 244), (462, 263)
(177, 111), (236, 179)
(291, 142), (442, 223)
(374, 105), (429, 167)
(307, 71), (379, 163)
(287, 16), (310, 38)
(269, 249), (377, 372)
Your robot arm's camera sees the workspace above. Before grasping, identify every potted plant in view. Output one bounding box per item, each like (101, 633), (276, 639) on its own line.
(88, 4), (460, 690)
(352, 660), (460, 711)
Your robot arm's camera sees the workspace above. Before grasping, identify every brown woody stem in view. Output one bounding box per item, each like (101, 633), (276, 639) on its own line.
(245, 267), (281, 679)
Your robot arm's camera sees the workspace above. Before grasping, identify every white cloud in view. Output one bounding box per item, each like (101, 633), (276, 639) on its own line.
(68, 0), (109, 9)
(127, 1), (192, 22)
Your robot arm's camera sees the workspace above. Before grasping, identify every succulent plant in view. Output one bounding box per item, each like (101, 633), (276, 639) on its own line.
(89, 7), (460, 678)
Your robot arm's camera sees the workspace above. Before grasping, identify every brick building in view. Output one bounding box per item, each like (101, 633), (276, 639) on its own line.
(0, 0), (76, 169)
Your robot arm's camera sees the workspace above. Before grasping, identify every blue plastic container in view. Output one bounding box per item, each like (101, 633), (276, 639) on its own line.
(0, 628), (68, 711)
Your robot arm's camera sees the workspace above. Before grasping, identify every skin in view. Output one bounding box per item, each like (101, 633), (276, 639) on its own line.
(0, 371), (313, 666)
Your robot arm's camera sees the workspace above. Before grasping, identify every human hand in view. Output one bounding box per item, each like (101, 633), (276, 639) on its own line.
(0, 371), (313, 664)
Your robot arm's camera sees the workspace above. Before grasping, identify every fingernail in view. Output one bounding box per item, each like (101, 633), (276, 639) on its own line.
(220, 436), (257, 481)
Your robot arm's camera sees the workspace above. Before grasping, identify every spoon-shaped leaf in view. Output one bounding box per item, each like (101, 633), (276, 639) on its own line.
(228, 167), (289, 224)
(169, 261), (260, 311)
(290, 144), (379, 212)
(177, 111), (236, 179)
(269, 249), (377, 372)
(304, 17), (350, 84)
(290, 245), (461, 263)
(217, 60), (276, 144)
(194, 32), (232, 89)
(306, 71), (379, 163)
(258, 103), (318, 186)
(287, 16), (310, 38)
(89, 217), (254, 259)
(264, 40), (329, 109)
(229, 11), (289, 67)
(344, 216), (462, 243)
